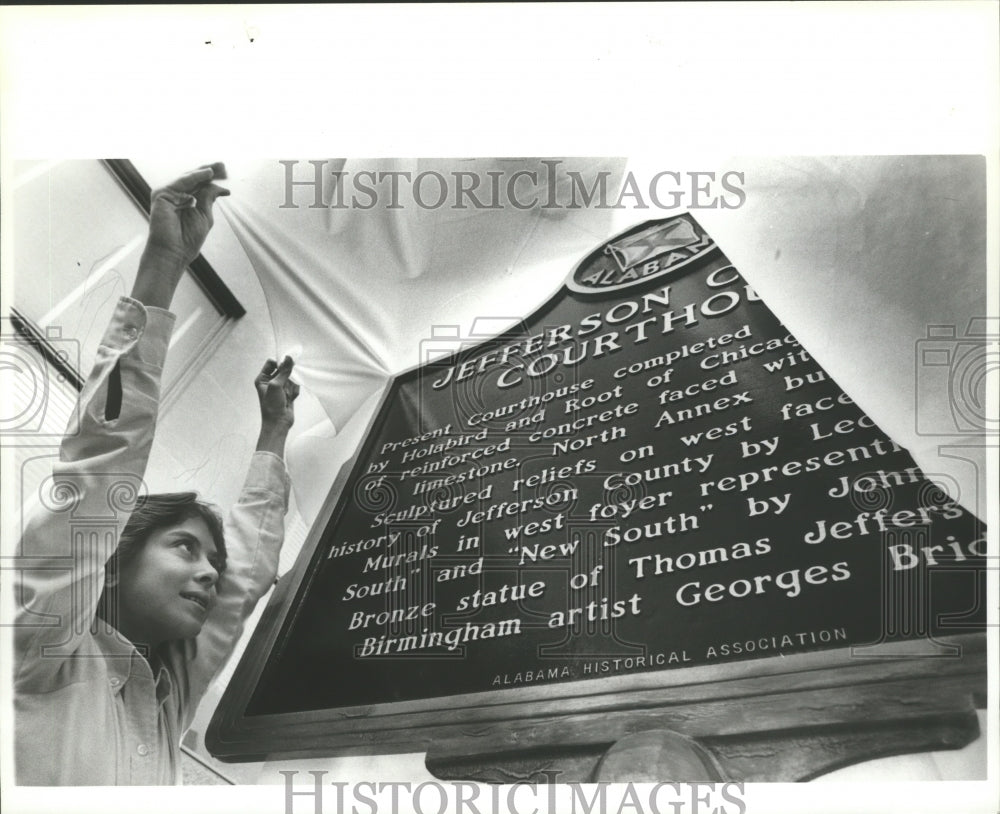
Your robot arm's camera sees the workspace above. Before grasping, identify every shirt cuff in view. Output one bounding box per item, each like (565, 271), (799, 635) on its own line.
(103, 296), (177, 368)
(244, 450), (292, 506)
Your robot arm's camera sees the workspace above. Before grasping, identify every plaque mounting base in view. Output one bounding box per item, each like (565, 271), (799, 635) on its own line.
(425, 639), (986, 783)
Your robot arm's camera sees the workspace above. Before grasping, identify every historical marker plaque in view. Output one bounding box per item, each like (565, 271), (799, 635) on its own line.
(209, 215), (986, 772)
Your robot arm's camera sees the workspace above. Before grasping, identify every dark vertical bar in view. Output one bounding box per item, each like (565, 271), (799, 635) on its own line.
(101, 159), (246, 318)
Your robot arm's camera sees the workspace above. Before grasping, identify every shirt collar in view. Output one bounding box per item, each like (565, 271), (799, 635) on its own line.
(92, 624), (171, 696)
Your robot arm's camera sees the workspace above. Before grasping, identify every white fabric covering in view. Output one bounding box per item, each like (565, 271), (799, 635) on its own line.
(206, 156), (987, 523)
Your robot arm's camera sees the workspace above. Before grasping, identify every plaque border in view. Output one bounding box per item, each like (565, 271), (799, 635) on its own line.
(206, 217), (988, 775)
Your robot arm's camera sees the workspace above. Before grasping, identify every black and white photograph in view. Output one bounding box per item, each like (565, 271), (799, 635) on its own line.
(1, 5), (996, 814)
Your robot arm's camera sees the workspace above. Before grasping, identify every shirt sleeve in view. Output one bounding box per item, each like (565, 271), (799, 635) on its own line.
(167, 450), (291, 728)
(14, 297), (175, 691)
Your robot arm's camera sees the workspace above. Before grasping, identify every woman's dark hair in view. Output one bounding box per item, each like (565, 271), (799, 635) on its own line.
(97, 492), (226, 629)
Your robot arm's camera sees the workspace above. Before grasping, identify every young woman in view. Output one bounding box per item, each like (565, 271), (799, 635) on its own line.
(14, 165), (299, 785)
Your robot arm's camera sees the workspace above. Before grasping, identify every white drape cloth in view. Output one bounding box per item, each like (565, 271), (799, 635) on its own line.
(214, 156), (987, 522)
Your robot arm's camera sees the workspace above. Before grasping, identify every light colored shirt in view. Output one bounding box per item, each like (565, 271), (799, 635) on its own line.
(14, 297), (290, 785)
